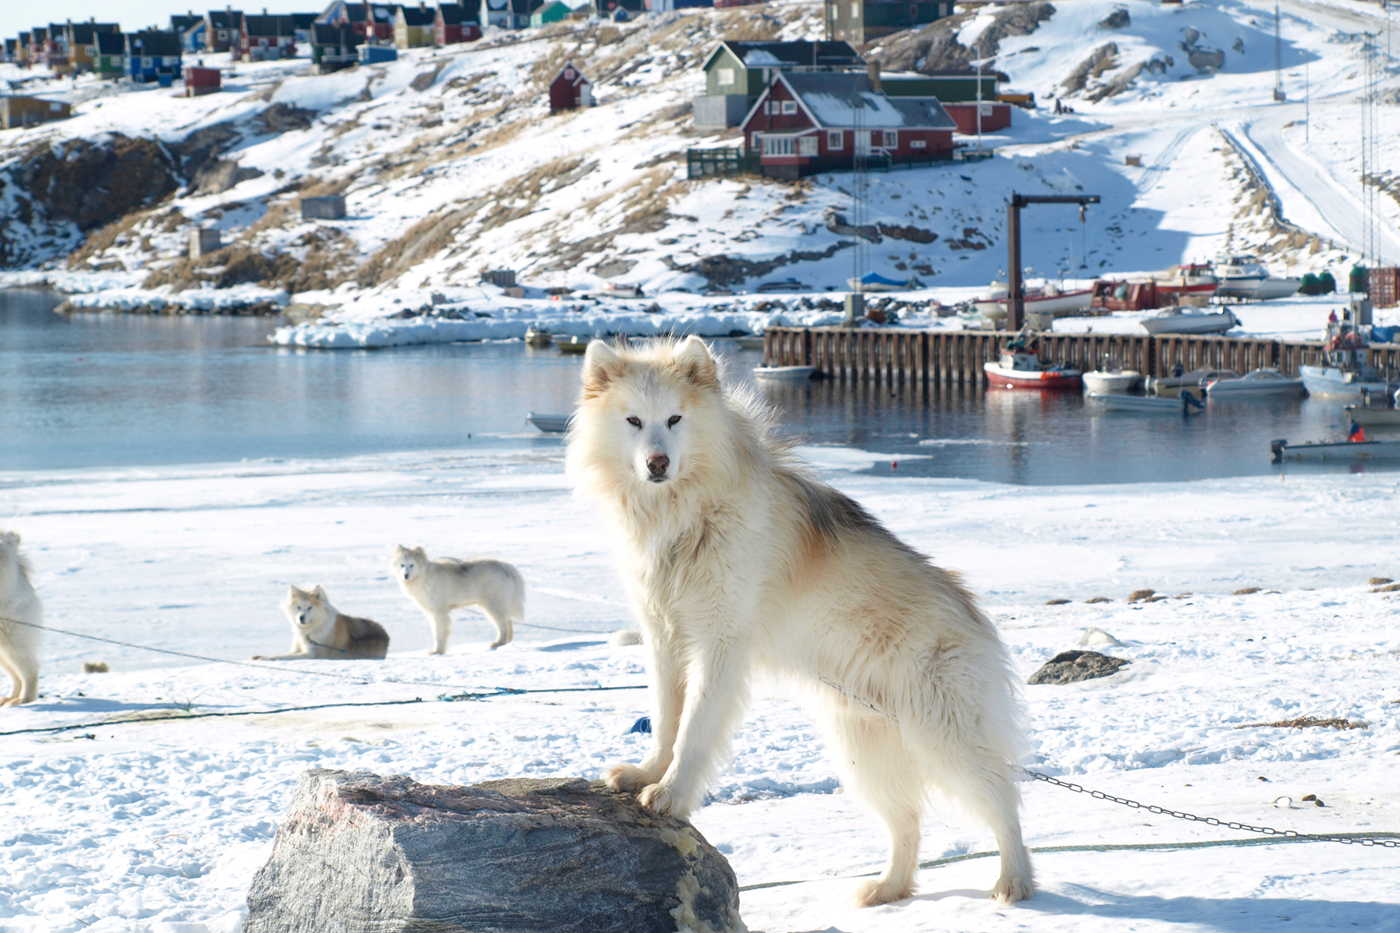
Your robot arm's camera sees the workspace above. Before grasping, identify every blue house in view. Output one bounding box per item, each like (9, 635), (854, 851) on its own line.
(125, 31), (183, 84)
(181, 19), (208, 53)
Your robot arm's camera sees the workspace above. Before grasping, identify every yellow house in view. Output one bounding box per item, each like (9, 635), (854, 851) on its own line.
(65, 21), (119, 73)
(394, 4), (436, 48)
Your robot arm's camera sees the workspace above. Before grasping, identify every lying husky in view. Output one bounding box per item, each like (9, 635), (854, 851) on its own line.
(253, 585), (389, 660)
(566, 337), (1033, 907)
(0, 530), (42, 707)
(391, 545), (524, 652)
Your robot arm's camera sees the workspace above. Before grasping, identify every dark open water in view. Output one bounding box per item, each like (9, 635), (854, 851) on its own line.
(0, 288), (1376, 483)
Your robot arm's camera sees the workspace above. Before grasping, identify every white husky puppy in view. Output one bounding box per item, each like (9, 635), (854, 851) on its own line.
(253, 585), (390, 660)
(566, 337), (1033, 908)
(390, 545), (524, 652)
(0, 530), (43, 707)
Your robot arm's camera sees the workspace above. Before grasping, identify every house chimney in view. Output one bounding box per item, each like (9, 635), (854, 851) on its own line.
(867, 59), (881, 92)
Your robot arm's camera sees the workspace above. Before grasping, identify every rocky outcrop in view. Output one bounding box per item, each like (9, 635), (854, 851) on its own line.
(13, 134), (181, 232)
(244, 769), (746, 933)
(664, 242), (852, 287)
(866, 2), (1053, 75)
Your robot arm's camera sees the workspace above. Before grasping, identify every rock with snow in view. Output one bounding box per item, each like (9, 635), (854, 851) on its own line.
(1026, 650), (1131, 685)
(244, 769), (745, 933)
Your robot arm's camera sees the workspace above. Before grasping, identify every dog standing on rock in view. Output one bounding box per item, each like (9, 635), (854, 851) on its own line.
(254, 585), (390, 660)
(566, 337), (1034, 908)
(0, 530), (42, 707)
(391, 545), (524, 652)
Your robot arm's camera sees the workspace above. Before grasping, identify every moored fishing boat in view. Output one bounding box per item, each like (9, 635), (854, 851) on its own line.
(1204, 368), (1305, 397)
(1139, 307), (1240, 336)
(1299, 317), (1393, 399)
(983, 328), (1081, 389)
(1088, 392), (1203, 413)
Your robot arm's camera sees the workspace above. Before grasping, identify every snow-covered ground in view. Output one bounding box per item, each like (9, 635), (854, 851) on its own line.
(2, 443), (1398, 932)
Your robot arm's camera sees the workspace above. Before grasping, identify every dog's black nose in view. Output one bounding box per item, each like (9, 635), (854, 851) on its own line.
(647, 454), (670, 477)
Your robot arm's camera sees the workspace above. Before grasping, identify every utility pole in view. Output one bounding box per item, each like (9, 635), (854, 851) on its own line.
(1273, 1), (1285, 101)
(1006, 194), (1101, 331)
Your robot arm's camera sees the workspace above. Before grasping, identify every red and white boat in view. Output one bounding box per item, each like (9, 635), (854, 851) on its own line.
(1153, 263), (1218, 301)
(983, 333), (1082, 389)
(970, 279), (1094, 320)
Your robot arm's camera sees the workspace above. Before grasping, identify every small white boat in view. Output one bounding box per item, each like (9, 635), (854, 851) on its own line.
(1139, 307), (1240, 336)
(1271, 437), (1400, 462)
(526, 412), (572, 433)
(1152, 263), (1219, 303)
(524, 327), (553, 348)
(1089, 392), (1203, 413)
(734, 335), (766, 351)
(1204, 368), (1305, 397)
(752, 365), (816, 380)
(1213, 254), (1301, 300)
(557, 335), (590, 355)
(1345, 405), (1400, 427)
(1082, 368), (1141, 393)
(1145, 367), (1241, 397)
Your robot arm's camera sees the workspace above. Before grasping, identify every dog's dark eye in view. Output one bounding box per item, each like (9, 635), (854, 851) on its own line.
(626, 416), (642, 428)
(667, 415), (682, 428)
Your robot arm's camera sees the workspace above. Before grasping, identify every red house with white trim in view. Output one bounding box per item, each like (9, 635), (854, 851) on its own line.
(740, 72), (957, 179)
(549, 62), (593, 114)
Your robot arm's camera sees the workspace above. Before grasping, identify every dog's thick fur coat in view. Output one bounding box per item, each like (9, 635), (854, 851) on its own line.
(254, 585), (390, 660)
(0, 530), (42, 707)
(391, 545), (524, 652)
(566, 337), (1033, 907)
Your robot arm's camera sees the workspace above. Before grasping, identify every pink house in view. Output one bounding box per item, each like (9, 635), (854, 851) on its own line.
(740, 72), (957, 179)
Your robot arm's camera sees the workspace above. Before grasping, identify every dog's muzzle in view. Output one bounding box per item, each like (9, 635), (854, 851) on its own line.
(646, 453), (670, 481)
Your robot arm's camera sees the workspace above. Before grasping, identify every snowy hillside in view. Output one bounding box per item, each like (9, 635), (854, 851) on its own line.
(1, 0), (1397, 340)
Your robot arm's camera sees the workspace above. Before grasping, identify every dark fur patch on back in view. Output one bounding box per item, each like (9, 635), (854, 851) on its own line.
(797, 475), (926, 561)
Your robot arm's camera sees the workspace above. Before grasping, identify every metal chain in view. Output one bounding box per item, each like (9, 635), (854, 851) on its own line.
(1023, 768), (1400, 848)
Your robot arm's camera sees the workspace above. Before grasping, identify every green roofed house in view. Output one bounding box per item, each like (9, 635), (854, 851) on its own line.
(696, 40), (862, 130)
(94, 31), (126, 79)
(529, 0), (571, 27)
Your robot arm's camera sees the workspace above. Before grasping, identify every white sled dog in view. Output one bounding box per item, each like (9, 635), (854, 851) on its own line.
(566, 337), (1033, 908)
(391, 545), (524, 652)
(253, 585), (390, 660)
(0, 530), (43, 707)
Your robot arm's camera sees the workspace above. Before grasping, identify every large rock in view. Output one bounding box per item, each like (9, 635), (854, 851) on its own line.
(1026, 650), (1131, 685)
(244, 769), (746, 933)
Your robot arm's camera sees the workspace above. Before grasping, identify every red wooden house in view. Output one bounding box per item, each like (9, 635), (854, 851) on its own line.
(549, 62), (593, 114)
(434, 3), (480, 44)
(940, 101), (1012, 135)
(740, 72), (957, 179)
(240, 13), (298, 60)
(364, 3), (397, 41)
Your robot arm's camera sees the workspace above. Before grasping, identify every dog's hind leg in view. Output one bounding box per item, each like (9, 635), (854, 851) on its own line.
(481, 599), (513, 649)
(826, 708), (925, 906)
(0, 642), (38, 706)
(938, 752), (1034, 904)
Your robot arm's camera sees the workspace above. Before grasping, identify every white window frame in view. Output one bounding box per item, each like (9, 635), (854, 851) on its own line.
(717, 67), (734, 86)
(799, 136), (818, 156)
(910, 139), (926, 149)
(882, 130), (897, 148)
(761, 135), (796, 157)
(827, 130), (843, 150)
(781, 100), (797, 115)
(980, 103), (993, 116)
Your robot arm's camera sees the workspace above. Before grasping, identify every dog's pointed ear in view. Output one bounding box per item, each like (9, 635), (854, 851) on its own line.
(582, 340), (625, 400)
(0, 531), (18, 549)
(675, 335), (719, 389)
(312, 584), (328, 600)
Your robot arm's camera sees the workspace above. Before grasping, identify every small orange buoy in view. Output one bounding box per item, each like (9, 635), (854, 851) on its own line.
(891, 461), (898, 470)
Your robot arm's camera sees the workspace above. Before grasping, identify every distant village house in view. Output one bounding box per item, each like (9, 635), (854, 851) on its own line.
(697, 39), (862, 128)
(205, 9), (245, 53)
(240, 13), (299, 60)
(0, 95), (72, 130)
(311, 21), (362, 71)
(433, 3), (480, 45)
(549, 61), (593, 113)
(126, 31), (184, 84)
(825, 0), (954, 46)
(394, 4), (437, 48)
(740, 71), (957, 178)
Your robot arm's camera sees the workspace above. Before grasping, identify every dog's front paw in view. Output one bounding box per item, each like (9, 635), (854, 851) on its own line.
(251, 655), (267, 660)
(636, 782), (677, 816)
(854, 877), (914, 908)
(604, 762), (651, 793)
(991, 874), (1034, 905)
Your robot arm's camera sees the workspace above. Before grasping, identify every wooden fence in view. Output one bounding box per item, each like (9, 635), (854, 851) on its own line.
(762, 327), (1400, 384)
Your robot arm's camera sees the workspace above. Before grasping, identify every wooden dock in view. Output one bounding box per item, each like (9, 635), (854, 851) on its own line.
(761, 327), (1400, 384)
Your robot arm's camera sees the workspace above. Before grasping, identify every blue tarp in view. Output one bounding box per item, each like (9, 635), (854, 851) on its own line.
(857, 272), (909, 287)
